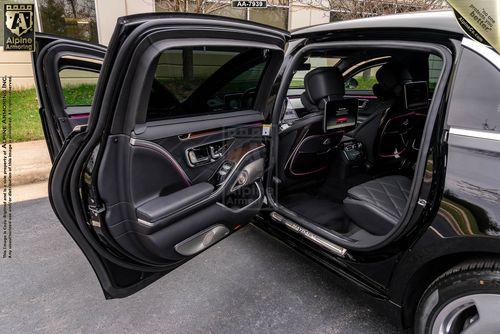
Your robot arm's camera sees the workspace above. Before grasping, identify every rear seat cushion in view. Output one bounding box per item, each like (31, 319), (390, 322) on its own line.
(343, 175), (411, 235)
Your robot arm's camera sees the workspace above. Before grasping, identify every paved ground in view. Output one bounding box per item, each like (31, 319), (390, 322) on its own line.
(0, 197), (399, 333)
(2, 141), (50, 187)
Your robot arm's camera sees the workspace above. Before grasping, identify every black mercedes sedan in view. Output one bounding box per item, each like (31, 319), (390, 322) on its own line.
(34, 10), (500, 333)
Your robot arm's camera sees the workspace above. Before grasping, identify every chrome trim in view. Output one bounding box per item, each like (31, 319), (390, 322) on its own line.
(462, 37), (500, 70)
(184, 137), (234, 168)
(230, 158), (264, 192)
(174, 224), (230, 256)
(137, 218), (154, 227)
(270, 212), (347, 257)
(449, 127), (500, 141)
(61, 54), (103, 64)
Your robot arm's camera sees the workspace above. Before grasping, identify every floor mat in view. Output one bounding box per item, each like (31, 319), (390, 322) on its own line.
(281, 193), (349, 232)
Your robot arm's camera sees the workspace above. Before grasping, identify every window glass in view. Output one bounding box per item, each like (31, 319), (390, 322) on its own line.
(428, 54), (443, 92)
(447, 47), (500, 132)
(147, 46), (269, 121)
(59, 68), (98, 106)
(347, 65), (382, 92)
(290, 57), (341, 88)
(37, 0), (98, 43)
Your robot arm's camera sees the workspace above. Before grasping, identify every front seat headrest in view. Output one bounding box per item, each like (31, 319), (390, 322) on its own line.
(304, 67), (345, 105)
(374, 61), (412, 98)
(372, 83), (392, 101)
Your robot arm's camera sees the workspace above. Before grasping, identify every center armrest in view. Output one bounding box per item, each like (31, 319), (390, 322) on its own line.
(136, 182), (214, 222)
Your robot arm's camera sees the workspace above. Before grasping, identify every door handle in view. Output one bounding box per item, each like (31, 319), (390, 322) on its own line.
(209, 145), (223, 159)
(187, 149), (209, 166)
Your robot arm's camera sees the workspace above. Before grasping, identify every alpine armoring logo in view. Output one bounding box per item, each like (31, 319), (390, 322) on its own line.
(3, 3), (34, 51)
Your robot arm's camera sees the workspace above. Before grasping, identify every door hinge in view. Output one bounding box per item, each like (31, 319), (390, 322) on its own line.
(442, 129), (449, 143)
(88, 204), (105, 227)
(417, 199), (427, 207)
(262, 124), (272, 137)
(72, 124), (88, 134)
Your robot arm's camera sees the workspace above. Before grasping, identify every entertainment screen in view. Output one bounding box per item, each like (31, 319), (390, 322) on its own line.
(323, 99), (358, 132)
(404, 81), (429, 110)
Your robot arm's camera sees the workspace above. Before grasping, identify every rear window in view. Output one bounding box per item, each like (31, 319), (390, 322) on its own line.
(447, 47), (500, 131)
(346, 64), (382, 93)
(146, 46), (269, 121)
(289, 56), (341, 88)
(59, 68), (98, 106)
(428, 54), (443, 92)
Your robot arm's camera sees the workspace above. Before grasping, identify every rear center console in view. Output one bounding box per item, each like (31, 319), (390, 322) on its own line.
(324, 136), (367, 201)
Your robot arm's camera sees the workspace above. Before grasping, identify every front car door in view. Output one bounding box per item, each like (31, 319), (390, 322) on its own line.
(37, 14), (288, 298)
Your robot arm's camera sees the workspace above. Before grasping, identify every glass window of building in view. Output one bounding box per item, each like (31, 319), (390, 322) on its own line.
(37, 0), (98, 43)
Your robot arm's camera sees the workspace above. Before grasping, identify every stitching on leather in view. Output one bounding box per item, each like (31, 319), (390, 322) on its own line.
(347, 176), (410, 220)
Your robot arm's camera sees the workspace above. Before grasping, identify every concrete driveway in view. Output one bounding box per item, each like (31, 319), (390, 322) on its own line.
(0, 196), (399, 333)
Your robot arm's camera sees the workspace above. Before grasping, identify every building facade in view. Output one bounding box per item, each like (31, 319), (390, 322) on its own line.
(1, 0), (446, 89)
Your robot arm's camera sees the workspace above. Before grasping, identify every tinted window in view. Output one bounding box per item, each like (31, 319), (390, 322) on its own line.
(347, 65), (382, 92)
(447, 48), (500, 132)
(59, 68), (98, 106)
(428, 54), (443, 92)
(147, 46), (268, 121)
(289, 56), (341, 88)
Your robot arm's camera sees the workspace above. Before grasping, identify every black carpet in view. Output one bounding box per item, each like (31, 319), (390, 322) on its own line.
(281, 193), (349, 232)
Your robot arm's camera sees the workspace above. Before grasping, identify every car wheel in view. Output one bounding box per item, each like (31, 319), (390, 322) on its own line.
(414, 259), (500, 334)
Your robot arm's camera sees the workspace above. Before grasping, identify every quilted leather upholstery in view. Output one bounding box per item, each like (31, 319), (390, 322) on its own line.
(343, 175), (412, 235)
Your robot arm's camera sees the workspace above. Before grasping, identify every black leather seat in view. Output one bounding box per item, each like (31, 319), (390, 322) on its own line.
(343, 175), (412, 235)
(278, 67), (347, 181)
(348, 61), (412, 163)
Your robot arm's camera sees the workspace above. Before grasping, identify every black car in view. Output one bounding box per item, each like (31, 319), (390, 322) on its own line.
(34, 10), (500, 333)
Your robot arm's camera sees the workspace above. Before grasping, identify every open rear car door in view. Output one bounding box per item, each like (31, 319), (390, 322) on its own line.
(33, 35), (105, 159)
(35, 14), (288, 298)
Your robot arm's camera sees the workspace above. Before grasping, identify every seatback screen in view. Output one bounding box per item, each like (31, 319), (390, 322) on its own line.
(323, 99), (358, 132)
(404, 81), (429, 110)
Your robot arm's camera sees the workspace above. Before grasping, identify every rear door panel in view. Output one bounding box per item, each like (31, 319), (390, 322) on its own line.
(43, 14), (288, 298)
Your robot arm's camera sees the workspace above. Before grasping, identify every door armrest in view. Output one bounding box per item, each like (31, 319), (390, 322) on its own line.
(136, 182), (214, 222)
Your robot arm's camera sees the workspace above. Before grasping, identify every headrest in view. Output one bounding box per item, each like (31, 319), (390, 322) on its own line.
(374, 61), (412, 98)
(304, 67), (345, 104)
(372, 83), (392, 101)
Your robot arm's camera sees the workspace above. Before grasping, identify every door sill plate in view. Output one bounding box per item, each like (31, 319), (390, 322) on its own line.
(270, 212), (347, 257)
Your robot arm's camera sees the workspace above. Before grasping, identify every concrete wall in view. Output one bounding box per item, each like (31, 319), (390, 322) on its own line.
(0, 0), (154, 89)
(0, 49), (34, 89)
(95, 0), (154, 46)
(289, 1), (330, 30)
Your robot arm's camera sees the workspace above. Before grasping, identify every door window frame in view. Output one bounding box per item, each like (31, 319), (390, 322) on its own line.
(110, 37), (284, 135)
(267, 40), (453, 251)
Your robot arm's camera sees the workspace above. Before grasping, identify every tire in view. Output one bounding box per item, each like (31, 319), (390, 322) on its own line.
(414, 259), (500, 334)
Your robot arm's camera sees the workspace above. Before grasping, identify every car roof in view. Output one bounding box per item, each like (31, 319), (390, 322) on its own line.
(292, 10), (463, 38)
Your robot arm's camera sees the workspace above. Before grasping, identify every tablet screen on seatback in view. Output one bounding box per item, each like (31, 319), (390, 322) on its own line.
(323, 99), (358, 132)
(404, 81), (429, 110)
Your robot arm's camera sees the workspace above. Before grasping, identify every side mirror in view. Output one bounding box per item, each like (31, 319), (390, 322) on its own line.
(345, 77), (358, 89)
